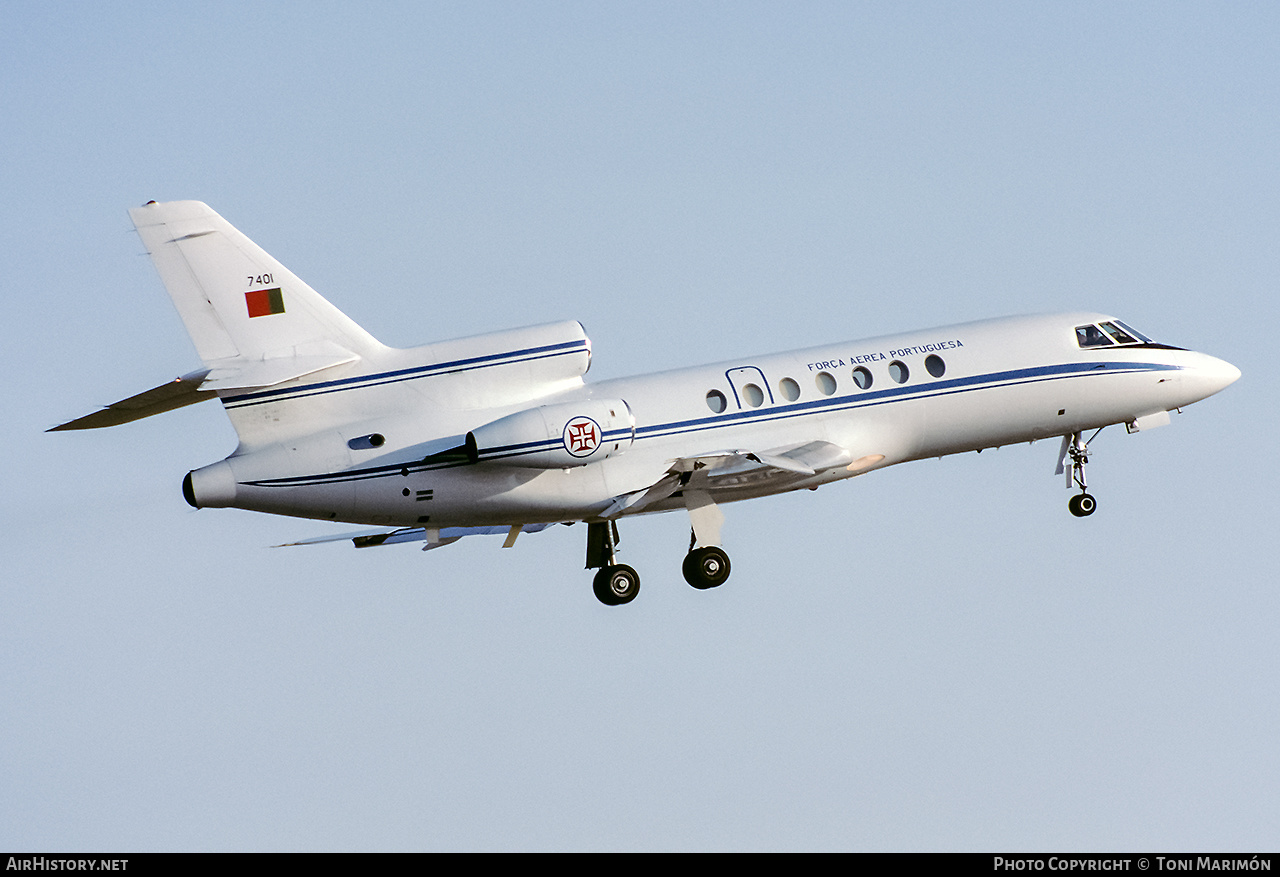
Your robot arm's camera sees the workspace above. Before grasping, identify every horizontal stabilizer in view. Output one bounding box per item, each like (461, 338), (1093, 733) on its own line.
(201, 344), (358, 391)
(48, 345), (358, 431)
(48, 370), (215, 431)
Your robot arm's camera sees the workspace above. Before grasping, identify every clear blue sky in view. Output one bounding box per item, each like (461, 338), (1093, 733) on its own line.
(3, 2), (1275, 851)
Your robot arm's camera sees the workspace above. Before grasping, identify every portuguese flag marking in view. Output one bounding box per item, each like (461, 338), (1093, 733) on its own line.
(245, 287), (285, 318)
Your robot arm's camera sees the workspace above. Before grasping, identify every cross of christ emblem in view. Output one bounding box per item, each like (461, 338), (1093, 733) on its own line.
(563, 417), (601, 457)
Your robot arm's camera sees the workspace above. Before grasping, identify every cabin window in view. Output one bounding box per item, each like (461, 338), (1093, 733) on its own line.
(925, 354), (946, 378)
(779, 377), (801, 401)
(889, 360), (910, 384)
(742, 383), (765, 408)
(851, 367), (872, 390)
(816, 371), (837, 396)
(706, 390), (727, 413)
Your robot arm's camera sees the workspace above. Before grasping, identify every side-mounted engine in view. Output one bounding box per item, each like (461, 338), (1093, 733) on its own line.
(466, 398), (634, 468)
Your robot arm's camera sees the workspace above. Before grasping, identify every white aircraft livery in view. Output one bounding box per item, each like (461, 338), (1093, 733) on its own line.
(53, 201), (1241, 605)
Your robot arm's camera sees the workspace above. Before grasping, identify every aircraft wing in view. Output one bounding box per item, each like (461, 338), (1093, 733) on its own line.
(276, 522), (556, 551)
(601, 440), (859, 518)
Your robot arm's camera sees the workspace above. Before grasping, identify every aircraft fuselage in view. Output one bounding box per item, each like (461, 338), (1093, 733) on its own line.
(187, 312), (1238, 529)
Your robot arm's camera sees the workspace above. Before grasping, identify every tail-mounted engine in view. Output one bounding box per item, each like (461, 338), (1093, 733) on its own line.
(466, 398), (634, 468)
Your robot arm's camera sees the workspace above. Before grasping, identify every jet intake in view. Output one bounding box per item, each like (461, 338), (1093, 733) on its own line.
(466, 398), (634, 468)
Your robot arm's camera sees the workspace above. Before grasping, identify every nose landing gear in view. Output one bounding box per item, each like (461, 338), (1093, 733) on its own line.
(1058, 430), (1099, 517)
(1068, 492), (1097, 517)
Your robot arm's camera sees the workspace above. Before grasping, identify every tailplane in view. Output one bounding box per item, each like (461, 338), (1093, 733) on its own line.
(51, 201), (385, 434)
(52, 202), (592, 445)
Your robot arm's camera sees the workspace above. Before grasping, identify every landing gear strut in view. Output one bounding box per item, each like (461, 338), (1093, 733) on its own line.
(1060, 430), (1100, 517)
(682, 491), (731, 590)
(586, 521), (640, 605)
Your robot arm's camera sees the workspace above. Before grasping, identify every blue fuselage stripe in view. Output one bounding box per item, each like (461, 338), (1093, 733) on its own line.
(221, 339), (590, 409)
(240, 360), (1178, 488)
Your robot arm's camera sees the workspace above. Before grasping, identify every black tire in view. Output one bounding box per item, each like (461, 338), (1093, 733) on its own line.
(1068, 493), (1097, 517)
(682, 546), (731, 590)
(593, 564), (640, 605)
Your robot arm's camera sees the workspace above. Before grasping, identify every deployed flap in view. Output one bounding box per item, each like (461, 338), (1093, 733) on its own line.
(671, 440), (853, 481)
(601, 440), (854, 517)
(48, 370), (216, 431)
(600, 473), (684, 518)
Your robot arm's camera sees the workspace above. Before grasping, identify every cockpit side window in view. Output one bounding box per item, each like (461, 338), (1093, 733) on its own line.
(1078, 319), (1159, 349)
(1076, 324), (1113, 348)
(1099, 321), (1138, 345)
(1114, 320), (1155, 344)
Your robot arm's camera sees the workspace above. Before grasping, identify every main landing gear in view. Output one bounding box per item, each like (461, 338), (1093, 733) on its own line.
(586, 521), (641, 605)
(683, 544), (731, 590)
(593, 564), (641, 606)
(1059, 430), (1100, 517)
(585, 495), (734, 605)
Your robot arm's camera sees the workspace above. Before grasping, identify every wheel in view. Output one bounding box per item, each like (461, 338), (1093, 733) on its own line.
(682, 546), (731, 590)
(1068, 493), (1097, 517)
(593, 564), (640, 605)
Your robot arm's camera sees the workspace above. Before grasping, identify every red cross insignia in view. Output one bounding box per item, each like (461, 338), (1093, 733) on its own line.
(563, 416), (602, 457)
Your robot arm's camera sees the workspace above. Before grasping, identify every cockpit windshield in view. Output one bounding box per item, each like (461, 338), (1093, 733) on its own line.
(1076, 319), (1156, 348)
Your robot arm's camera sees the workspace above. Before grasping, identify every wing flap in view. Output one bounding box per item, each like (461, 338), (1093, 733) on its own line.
(601, 440), (856, 517)
(672, 440), (854, 481)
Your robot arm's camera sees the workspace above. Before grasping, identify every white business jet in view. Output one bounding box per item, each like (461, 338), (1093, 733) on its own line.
(52, 201), (1240, 605)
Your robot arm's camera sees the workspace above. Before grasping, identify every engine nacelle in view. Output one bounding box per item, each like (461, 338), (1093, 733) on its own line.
(466, 398), (634, 468)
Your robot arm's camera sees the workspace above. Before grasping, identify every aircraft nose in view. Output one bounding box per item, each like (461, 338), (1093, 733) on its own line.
(1180, 351), (1241, 402)
(1199, 354), (1241, 394)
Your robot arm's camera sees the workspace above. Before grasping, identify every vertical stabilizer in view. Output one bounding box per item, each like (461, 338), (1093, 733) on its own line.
(129, 200), (385, 367)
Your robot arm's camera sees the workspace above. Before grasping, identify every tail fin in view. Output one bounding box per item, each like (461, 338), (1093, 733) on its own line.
(129, 201), (385, 383)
